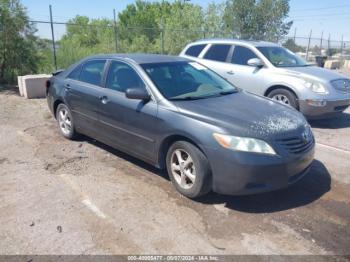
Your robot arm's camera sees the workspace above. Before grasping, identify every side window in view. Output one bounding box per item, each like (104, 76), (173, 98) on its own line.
(67, 64), (82, 80)
(106, 61), (145, 93)
(79, 60), (106, 86)
(203, 44), (231, 62)
(185, 44), (206, 57)
(231, 46), (258, 66)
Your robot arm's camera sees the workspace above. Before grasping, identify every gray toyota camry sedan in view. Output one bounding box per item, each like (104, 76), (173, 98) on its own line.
(47, 54), (315, 198)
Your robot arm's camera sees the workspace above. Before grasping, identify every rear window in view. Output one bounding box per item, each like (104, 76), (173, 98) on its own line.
(67, 65), (82, 80)
(204, 44), (231, 62)
(185, 44), (206, 57)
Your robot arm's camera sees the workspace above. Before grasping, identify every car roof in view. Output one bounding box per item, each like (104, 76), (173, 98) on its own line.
(83, 53), (190, 64)
(190, 38), (280, 47)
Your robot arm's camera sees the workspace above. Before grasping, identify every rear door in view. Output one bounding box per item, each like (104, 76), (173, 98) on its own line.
(197, 44), (233, 80)
(64, 59), (107, 135)
(97, 60), (158, 163)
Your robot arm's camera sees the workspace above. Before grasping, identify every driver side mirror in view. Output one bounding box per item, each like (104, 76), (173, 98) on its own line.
(125, 88), (151, 101)
(247, 58), (264, 68)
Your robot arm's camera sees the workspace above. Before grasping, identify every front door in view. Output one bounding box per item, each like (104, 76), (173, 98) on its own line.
(97, 60), (158, 163)
(225, 45), (267, 95)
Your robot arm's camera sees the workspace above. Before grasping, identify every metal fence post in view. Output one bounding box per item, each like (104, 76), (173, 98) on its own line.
(49, 5), (57, 70)
(113, 9), (118, 53)
(328, 34), (331, 57)
(340, 35), (344, 60)
(320, 31), (323, 55)
(160, 18), (165, 54)
(305, 29), (312, 61)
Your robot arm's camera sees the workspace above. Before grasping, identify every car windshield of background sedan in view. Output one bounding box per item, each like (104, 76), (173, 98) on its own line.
(257, 46), (309, 68)
(141, 62), (237, 100)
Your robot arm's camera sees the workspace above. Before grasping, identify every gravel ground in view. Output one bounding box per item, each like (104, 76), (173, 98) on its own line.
(0, 87), (349, 256)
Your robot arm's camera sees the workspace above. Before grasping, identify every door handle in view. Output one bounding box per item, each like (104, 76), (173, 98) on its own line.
(99, 95), (109, 104)
(64, 83), (71, 91)
(227, 70), (235, 75)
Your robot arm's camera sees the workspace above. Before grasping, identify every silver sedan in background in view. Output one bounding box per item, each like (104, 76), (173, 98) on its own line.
(180, 39), (350, 119)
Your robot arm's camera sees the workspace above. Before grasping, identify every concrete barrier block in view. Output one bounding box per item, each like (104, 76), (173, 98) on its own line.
(343, 60), (350, 69)
(17, 76), (23, 96)
(21, 74), (51, 99)
(324, 60), (340, 70)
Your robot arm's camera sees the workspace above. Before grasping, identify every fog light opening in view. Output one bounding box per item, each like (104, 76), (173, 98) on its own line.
(306, 99), (327, 107)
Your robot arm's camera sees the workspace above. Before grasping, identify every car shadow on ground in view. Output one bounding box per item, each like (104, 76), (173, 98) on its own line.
(309, 112), (350, 129)
(82, 135), (169, 180)
(80, 136), (330, 214)
(196, 160), (331, 213)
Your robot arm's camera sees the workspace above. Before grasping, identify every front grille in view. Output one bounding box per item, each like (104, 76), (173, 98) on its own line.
(277, 136), (314, 154)
(331, 79), (350, 93)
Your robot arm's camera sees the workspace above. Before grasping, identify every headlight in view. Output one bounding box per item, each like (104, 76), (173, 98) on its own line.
(302, 79), (328, 94)
(213, 133), (276, 155)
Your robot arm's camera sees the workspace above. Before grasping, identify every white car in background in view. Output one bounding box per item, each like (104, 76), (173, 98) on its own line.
(180, 39), (350, 119)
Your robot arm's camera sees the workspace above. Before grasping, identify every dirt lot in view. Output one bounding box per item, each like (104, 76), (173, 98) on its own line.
(0, 87), (349, 256)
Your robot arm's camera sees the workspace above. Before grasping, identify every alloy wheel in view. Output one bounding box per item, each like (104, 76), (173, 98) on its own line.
(171, 149), (196, 190)
(272, 94), (290, 105)
(58, 108), (72, 135)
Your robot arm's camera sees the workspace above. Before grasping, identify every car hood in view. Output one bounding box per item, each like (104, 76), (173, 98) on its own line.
(277, 66), (347, 82)
(172, 92), (308, 140)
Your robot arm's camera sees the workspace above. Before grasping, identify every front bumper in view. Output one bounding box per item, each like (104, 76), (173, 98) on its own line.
(205, 144), (315, 195)
(299, 98), (350, 119)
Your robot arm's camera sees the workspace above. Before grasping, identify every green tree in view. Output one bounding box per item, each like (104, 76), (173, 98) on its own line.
(56, 16), (115, 68)
(283, 38), (304, 53)
(223, 0), (292, 41)
(118, 0), (161, 44)
(161, 1), (204, 54)
(204, 2), (227, 38)
(117, 0), (206, 54)
(0, 0), (40, 83)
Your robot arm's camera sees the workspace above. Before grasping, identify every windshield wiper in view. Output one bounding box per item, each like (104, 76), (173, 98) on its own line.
(170, 90), (237, 101)
(219, 90), (237, 95)
(277, 64), (311, 68)
(170, 93), (223, 101)
(169, 96), (203, 101)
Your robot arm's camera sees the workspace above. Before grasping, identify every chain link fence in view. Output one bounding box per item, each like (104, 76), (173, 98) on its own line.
(281, 35), (350, 65)
(31, 18), (350, 73)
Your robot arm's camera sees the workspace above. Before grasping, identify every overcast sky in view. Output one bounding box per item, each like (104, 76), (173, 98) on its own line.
(22, 0), (350, 42)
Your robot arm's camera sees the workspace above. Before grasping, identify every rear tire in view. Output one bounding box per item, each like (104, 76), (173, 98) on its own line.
(166, 141), (211, 198)
(268, 88), (298, 110)
(56, 103), (77, 140)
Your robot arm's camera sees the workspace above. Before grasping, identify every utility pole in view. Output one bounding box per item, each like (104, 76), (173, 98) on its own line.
(49, 5), (57, 70)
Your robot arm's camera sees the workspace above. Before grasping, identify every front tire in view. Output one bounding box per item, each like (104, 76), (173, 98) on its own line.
(268, 88), (298, 110)
(166, 141), (211, 198)
(56, 103), (77, 140)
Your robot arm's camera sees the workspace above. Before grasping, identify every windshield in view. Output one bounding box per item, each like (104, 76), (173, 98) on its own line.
(141, 61), (237, 100)
(257, 46), (308, 67)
